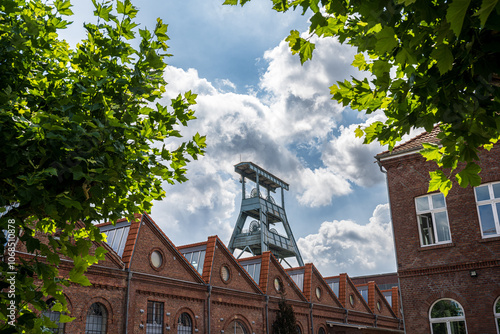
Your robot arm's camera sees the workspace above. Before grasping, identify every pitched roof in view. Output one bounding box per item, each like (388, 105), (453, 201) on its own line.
(377, 126), (440, 159)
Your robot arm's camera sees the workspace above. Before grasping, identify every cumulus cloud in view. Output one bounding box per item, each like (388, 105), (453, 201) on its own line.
(321, 114), (387, 187)
(297, 204), (397, 276)
(149, 34), (391, 246)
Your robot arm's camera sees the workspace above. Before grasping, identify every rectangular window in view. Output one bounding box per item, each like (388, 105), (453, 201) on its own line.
(475, 182), (500, 237)
(415, 193), (451, 246)
(146, 301), (164, 334)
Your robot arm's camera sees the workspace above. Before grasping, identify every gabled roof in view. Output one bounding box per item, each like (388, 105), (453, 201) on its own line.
(377, 126), (440, 159)
(201, 235), (263, 293)
(260, 252), (307, 301)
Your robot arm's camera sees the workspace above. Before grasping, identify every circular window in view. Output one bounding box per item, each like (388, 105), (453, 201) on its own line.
(377, 301), (381, 311)
(349, 294), (355, 306)
(150, 250), (163, 268)
(274, 277), (283, 292)
(221, 265), (230, 282)
(315, 287), (321, 300)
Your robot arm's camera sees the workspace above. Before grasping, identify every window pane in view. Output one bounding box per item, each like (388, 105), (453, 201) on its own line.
(432, 322), (447, 334)
(416, 197), (430, 211)
(434, 212), (451, 242)
(431, 300), (464, 318)
(478, 204), (497, 235)
(198, 250), (205, 274)
(475, 185), (490, 201)
(493, 183), (500, 198)
(432, 194), (446, 209)
(450, 321), (466, 334)
(254, 263), (261, 284)
(419, 214), (435, 245)
(496, 299), (500, 313)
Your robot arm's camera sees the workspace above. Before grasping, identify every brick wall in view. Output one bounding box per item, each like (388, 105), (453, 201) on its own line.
(381, 144), (500, 333)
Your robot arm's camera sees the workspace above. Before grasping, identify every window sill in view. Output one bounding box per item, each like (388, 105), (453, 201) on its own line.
(479, 235), (500, 243)
(418, 242), (454, 251)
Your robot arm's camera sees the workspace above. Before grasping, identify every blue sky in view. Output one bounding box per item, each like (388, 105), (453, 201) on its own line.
(62, 0), (402, 277)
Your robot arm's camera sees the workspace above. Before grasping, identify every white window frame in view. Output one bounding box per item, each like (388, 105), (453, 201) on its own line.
(474, 181), (500, 238)
(429, 299), (467, 334)
(415, 193), (452, 246)
(495, 297), (500, 334)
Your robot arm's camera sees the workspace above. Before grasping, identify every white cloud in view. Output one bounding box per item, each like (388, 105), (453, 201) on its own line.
(297, 204), (397, 276)
(321, 114), (387, 187)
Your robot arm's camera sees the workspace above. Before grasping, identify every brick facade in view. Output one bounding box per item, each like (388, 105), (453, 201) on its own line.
(378, 132), (500, 334)
(13, 213), (403, 333)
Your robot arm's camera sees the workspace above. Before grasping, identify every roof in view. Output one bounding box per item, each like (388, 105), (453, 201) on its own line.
(376, 126), (441, 159)
(234, 162), (289, 192)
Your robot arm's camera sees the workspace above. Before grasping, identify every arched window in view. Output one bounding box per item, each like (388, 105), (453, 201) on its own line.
(495, 297), (500, 334)
(178, 312), (192, 334)
(318, 327), (326, 334)
(41, 299), (65, 333)
(429, 299), (467, 334)
(227, 320), (248, 334)
(85, 303), (107, 334)
(295, 324), (302, 334)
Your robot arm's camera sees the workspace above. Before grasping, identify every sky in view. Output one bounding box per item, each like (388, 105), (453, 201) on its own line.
(61, 0), (402, 277)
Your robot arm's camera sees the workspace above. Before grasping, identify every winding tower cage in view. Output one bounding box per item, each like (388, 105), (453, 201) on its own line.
(228, 162), (304, 267)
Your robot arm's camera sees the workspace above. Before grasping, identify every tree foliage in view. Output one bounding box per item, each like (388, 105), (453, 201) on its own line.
(272, 296), (297, 334)
(0, 0), (205, 332)
(226, 0), (500, 195)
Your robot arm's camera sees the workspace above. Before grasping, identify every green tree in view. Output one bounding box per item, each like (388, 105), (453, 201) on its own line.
(272, 296), (298, 334)
(226, 0), (500, 195)
(0, 0), (205, 332)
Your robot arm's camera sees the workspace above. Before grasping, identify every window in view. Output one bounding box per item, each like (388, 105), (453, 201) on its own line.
(85, 303), (107, 334)
(227, 320), (248, 334)
(150, 250), (163, 269)
(221, 265), (231, 282)
(495, 297), (500, 334)
(41, 299), (65, 334)
(318, 327), (326, 334)
(274, 277), (283, 292)
(147, 301), (164, 334)
(475, 182), (500, 237)
(429, 299), (467, 334)
(241, 262), (261, 284)
(177, 313), (192, 334)
(296, 324), (302, 334)
(415, 193), (451, 246)
(180, 248), (206, 274)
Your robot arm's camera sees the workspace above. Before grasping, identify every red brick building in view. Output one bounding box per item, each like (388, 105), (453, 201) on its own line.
(16, 213), (403, 334)
(377, 128), (500, 334)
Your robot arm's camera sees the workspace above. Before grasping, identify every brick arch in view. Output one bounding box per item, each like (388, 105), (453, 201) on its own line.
(82, 296), (114, 324)
(424, 290), (469, 316)
(173, 307), (198, 332)
(296, 321), (304, 334)
(315, 323), (327, 334)
(223, 314), (253, 334)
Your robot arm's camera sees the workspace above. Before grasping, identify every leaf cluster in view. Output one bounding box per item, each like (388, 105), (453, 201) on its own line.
(0, 0), (205, 332)
(226, 0), (500, 194)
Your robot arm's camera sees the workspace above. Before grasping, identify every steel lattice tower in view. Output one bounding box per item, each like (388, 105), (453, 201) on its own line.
(228, 162), (304, 267)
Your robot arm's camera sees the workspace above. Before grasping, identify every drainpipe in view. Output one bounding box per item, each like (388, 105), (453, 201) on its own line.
(124, 270), (132, 334)
(265, 295), (269, 334)
(309, 303), (314, 334)
(207, 285), (212, 334)
(376, 158), (406, 334)
(344, 309), (349, 324)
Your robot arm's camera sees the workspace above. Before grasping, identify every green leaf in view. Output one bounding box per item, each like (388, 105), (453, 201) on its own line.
(474, 0), (499, 26)
(420, 143), (442, 162)
(299, 40), (315, 64)
(352, 53), (367, 70)
(375, 27), (398, 54)
(456, 162), (482, 187)
(431, 44), (454, 75)
(429, 170), (453, 196)
(446, 0), (472, 36)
